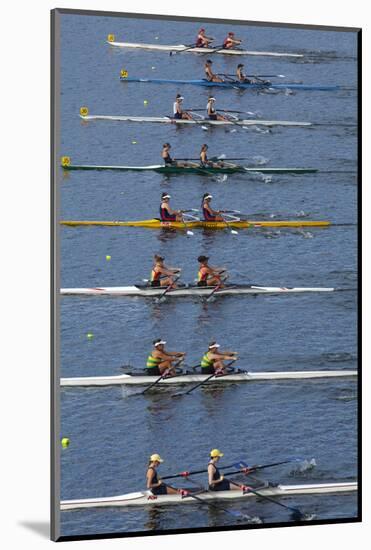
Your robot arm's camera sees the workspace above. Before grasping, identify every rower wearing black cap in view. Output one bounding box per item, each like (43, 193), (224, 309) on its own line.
(197, 256), (227, 287)
(201, 193), (225, 221)
(223, 31), (242, 50)
(204, 60), (224, 83)
(173, 94), (192, 120)
(236, 63), (252, 83)
(206, 96), (228, 121)
(160, 192), (184, 222)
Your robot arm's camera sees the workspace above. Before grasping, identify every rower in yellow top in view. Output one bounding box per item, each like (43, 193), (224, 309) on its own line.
(204, 59), (224, 83)
(160, 192), (184, 222)
(173, 94), (193, 120)
(208, 449), (242, 491)
(150, 254), (181, 288)
(195, 28), (214, 48)
(201, 342), (238, 375)
(146, 454), (178, 495)
(146, 339), (186, 376)
(197, 255), (227, 287)
(206, 96), (229, 121)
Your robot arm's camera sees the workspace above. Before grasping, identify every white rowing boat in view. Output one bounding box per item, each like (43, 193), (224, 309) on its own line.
(60, 285), (335, 297)
(106, 39), (303, 58)
(61, 482), (357, 510)
(80, 113), (311, 127)
(61, 370), (357, 387)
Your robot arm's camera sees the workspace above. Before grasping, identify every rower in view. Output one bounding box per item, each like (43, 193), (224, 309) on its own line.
(197, 255), (227, 287)
(146, 339), (186, 376)
(236, 63), (251, 83)
(201, 342), (238, 375)
(196, 28), (214, 48)
(150, 254), (181, 288)
(146, 454), (178, 495)
(201, 193), (225, 222)
(200, 144), (225, 169)
(206, 96), (228, 121)
(208, 449), (241, 491)
(223, 31), (242, 50)
(162, 143), (175, 166)
(204, 60), (224, 83)
(160, 192), (184, 222)
(173, 94), (192, 120)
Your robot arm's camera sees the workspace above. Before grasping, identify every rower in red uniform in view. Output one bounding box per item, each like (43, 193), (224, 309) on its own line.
(208, 449), (243, 491)
(201, 193), (225, 222)
(160, 192), (184, 222)
(204, 59), (224, 83)
(196, 28), (214, 48)
(197, 255), (227, 287)
(146, 454), (179, 495)
(223, 31), (242, 49)
(150, 255), (181, 288)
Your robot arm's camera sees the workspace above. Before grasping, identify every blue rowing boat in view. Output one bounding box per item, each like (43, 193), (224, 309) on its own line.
(119, 76), (340, 92)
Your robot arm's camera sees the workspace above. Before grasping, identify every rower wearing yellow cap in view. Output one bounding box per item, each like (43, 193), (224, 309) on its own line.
(146, 339), (186, 376)
(208, 449), (241, 491)
(201, 342), (238, 374)
(146, 454), (178, 495)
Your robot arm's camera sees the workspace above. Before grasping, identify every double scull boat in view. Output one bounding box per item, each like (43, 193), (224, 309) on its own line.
(61, 482), (357, 510)
(60, 284), (335, 297)
(106, 37), (303, 58)
(61, 159), (317, 175)
(60, 219), (331, 229)
(120, 76), (339, 92)
(61, 370), (357, 387)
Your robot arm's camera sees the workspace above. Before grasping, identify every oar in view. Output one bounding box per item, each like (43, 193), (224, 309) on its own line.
(141, 358), (184, 395)
(220, 73), (286, 79)
(172, 360), (236, 398)
(169, 43), (198, 56)
(218, 212), (240, 235)
(203, 271), (228, 302)
(155, 274), (181, 303)
(162, 460), (249, 481)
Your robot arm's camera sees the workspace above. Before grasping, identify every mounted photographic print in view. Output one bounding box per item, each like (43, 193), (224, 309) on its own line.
(51, 8), (361, 542)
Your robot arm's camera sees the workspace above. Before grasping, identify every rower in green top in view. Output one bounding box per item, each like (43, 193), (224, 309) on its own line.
(201, 341), (238, 374)
(146, 339), (186, 376)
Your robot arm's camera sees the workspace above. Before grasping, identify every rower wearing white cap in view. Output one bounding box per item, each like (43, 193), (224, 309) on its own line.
(197, 255), (227, 287)
(208, 449), (242, 491)
(160, 192), (184, 222)
(200, 342), (238, 374)
(146, 454), (178, 495)
(146, 339), (186, 376)
(204, 59), (224, 83)
(206, 96), (228, 121)
(201, 193), (225, 222)
(173, 94), (192, 120)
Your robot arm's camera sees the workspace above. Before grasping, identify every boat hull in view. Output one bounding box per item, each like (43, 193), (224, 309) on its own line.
(120, 77), (339, 92)
(61, 482), (357, 510)
(60, 285), (335, 297)
(60, 219), (331, 229)
(61, 370), (357, 387)
(62, 163), (317, 175)
(80, 114), (311, 127)
(107, 41), (303, 58)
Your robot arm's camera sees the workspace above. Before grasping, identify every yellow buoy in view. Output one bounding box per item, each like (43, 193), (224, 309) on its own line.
(61, 156), (71, 167)
(132, 140), (137, 144)
(87, 333), (94, 339)
(121, 69), (128, 78)
(107, 34), (115, 42)
(61, 437), (70, 448)
(106, 255), (111, 261)
(144, 100), (148, 105)
(80, 106), (89, 117)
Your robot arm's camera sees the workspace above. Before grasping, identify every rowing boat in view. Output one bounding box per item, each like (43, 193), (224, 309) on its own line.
(60, 284), (335, 297)
(61, 161), (317, 175)
(120, 76), (339, 92)
(61, 482), (357, 510)
(106, 38), (303, 58)
(79, 113), (311, 127)
(60, 219), (331, 229)
(61, 370), (357, 387)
